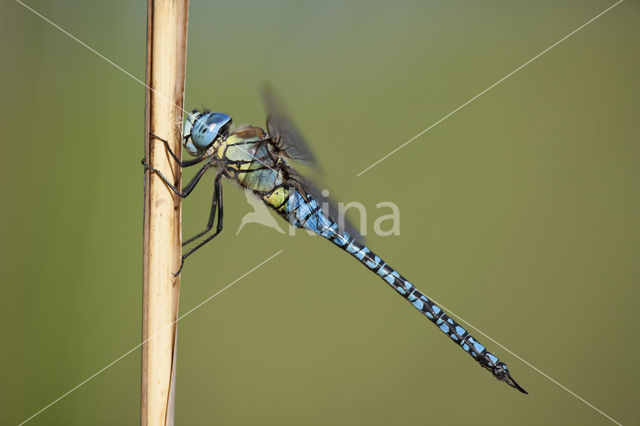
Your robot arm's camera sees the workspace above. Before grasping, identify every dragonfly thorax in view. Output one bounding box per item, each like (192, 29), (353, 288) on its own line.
(183, 111), (232, 156)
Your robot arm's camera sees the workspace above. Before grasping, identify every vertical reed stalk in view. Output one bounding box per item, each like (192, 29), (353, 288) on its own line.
(142, 1), (189, 425)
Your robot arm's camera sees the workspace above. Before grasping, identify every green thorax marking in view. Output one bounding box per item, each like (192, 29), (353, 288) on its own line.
(217, 126), (287, 199)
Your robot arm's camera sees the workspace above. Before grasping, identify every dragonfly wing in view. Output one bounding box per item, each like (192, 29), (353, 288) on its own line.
(262, 85), (362, 240)
(262, 84), (320, 170)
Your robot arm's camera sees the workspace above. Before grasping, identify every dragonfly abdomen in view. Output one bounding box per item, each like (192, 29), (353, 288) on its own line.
(283, 189), (527, 393)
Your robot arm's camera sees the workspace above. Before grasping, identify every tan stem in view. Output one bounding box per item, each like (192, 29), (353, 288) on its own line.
(142, 1), (189, 425)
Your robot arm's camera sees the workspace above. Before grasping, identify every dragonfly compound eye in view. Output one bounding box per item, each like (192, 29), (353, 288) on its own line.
(184, 112), (232, 156)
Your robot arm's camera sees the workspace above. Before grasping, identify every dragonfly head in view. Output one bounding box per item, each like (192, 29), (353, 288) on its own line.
(183, 110), (232, 156)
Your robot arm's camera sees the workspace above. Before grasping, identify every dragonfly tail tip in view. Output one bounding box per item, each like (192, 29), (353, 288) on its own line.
(495, 362), (528, 394)
(505, 371), (528, 394)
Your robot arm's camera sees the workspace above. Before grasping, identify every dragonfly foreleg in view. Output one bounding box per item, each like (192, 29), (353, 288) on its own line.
(142, 159), (214, 198)
(175, 177), (224, 276)
(183, 173), (223, 246)
(149, 133), (204, 167)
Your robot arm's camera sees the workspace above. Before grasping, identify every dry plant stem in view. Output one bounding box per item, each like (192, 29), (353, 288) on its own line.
(142, 1), (189, 425)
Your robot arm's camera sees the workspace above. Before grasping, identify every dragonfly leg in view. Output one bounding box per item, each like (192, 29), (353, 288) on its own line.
(183, 173), (223, 246)
(175, 177), (224, 276)
(148, 132), (204, 167)
(142, 159), (213, 198)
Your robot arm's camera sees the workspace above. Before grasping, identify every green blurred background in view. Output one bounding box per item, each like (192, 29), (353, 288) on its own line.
(2, 0), (638, 424)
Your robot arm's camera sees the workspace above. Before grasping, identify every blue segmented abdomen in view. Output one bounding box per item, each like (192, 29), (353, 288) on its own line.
(284, 190), (526, 392)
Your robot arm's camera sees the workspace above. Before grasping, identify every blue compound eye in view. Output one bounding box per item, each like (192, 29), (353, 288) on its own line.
(184, 111), (232, 156)
(193, 112), (232, 148)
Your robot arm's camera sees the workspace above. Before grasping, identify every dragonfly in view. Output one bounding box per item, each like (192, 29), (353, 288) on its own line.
(142, 86), (528, 394)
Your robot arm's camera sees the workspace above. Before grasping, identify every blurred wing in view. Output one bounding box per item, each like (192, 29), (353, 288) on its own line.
(261, 84), (320, 170)
(263, 85), (362, 240)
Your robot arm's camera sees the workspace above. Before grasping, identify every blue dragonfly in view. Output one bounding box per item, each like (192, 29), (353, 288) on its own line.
(142, 87), (528, 394)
